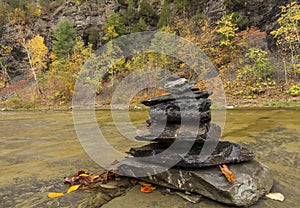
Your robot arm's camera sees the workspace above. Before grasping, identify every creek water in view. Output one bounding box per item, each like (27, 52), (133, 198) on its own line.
(0, 109), (299, 207)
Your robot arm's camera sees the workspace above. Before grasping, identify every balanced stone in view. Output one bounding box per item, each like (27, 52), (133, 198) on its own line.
(136, 122), (210, 142)
(149, 99), (211, 123)
(141, 91), (212, 106)
(117, 160), (273, 207)
(119, 77), (273, 206)
(128, 141), (255, 168)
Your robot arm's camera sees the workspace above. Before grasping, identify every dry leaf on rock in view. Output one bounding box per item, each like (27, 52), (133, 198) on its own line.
(266, 193), (285, 201)
(139, 181), (157, 193)
(219, 164), (235, 182)
(138, 181), (153, 188)
(140, 186), (156, 193)
(64, 170), (119, 186)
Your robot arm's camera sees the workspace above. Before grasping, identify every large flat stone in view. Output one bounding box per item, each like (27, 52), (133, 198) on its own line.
(128, 141), (255, 168)
(117, 160), (273, 207)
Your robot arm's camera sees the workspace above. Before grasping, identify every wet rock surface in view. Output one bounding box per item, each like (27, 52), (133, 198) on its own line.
(128, 141), (255, 168)
(118, 160), (273, 207)
(135, 122), (210, 142)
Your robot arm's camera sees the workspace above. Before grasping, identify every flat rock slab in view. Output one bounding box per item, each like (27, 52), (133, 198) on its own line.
(141, 91), (212, 106)
(149, 102), (211, 122)
(136, 122), (210, 142)
(117, 160), (273, 207)
(128, 141), (255, 168)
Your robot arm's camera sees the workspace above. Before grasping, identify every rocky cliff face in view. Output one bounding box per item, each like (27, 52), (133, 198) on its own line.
(29, 0), (291, 46)
(223, 0), (289, 32)
(0, 0), (289, 81)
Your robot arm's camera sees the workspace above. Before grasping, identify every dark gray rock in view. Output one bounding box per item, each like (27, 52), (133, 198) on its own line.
(141, 91), (212, 106)
(135, 122), (210, 142)
(117, 160), (273, 207)
(128, 141), (255, 168)
(149, 99), (211, 122)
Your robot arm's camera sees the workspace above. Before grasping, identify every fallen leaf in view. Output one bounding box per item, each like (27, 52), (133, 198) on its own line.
(79, 173), (89, 177)
(67, 184), (81, 193)
(47, 192), (64, 198)
(141, 187), (156, 193)
(64, 170), (119, 186)
(266, 193), (285, 201)
(219, 164), (235, 182)
(138, 181), (153, 188)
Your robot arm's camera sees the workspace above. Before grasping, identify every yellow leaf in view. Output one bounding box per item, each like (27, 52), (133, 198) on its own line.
(265, 193), (285, 202)
(47, 192), (64, 198)
(79, 173), (89, 177)
(67, 185), (81, 193)
(138, 181), (153, 188)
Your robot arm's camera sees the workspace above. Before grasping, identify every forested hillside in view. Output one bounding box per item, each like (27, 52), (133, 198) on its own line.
(0, 0), (299, 108)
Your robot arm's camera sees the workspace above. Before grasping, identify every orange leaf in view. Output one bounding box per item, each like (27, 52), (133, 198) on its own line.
(47, 192), (64, 198)
(219, 164), (235, 182)
(140, 187), (156, 193)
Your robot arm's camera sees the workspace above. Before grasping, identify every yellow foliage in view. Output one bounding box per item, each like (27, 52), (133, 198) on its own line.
(216, 13), (238, 47)
(103, 26), (119, 41)
(26, 1), (42, 18)
(26, 35), (49, 73)
(11, 8), (26, 25)
(0, 45), (13, 56)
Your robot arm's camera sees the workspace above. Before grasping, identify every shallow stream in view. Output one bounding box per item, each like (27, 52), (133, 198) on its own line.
(0, 109), (299, 207)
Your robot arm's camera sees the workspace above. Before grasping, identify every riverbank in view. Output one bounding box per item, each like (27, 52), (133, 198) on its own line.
(1, 99), (300, 111)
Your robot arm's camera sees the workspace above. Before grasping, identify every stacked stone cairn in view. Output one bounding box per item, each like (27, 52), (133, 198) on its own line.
(118, 77), (273, 207)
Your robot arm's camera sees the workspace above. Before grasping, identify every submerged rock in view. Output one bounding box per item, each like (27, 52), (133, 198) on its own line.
(117, 160), (273, 207)
(128, 141), (255, 168)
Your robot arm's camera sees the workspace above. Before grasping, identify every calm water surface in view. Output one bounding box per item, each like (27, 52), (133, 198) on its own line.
(0, 109), (299, 207)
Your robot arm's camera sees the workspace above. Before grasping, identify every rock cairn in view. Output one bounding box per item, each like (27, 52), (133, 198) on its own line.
(118, 77), (273, 207)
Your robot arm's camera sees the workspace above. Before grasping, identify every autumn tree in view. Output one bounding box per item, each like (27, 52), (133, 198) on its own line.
(216, 13), (239, 48)
(271, 1), (300, 77)
(48, 38), (94, 101)
(243, 48), (274, 83)
(103, 12), (127, 39)
(25, 35), (49, 80)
